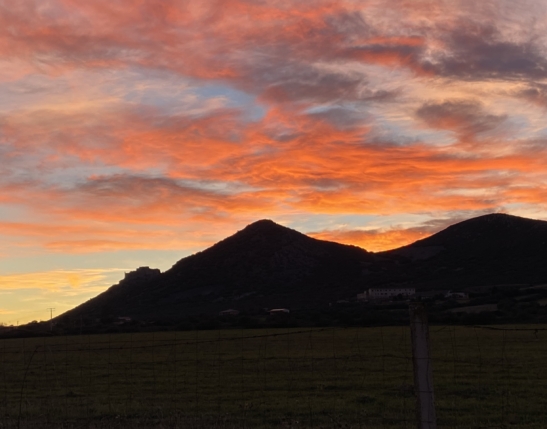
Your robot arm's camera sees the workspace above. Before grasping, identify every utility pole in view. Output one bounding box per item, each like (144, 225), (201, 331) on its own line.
(47, 308), (55, 331)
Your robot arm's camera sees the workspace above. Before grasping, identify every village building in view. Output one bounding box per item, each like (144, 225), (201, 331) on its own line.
(114, 316), (132, 325)
(269, 308), (290, 315)
(444, 291), (470, 300)
(123, 266), (161, 282)
(360, 287), (416, 300)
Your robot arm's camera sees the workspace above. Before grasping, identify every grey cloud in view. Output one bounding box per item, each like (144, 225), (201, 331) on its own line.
(348, 43), (424, 65)
(76, 175), (224, 201)
(325, 10), (372, 39)
(309, 107), (367, 129)
(515, 83), (547, 107)
(261, 68), (366, 103)
(416, 100), (507, 138)
(376, 209), (506, 244)
(425, 22), (547, 80)
(255, 61), (398, 109)
(408, 209), (506, 236)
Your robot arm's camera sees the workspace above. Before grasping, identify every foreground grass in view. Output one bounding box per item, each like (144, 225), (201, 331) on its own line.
(1, 325), (546, 428)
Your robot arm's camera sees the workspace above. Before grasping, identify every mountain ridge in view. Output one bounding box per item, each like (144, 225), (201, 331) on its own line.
(58, 213), (547, 322)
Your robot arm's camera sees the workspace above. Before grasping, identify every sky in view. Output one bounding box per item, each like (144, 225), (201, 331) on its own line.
(1, 0), (547, 324)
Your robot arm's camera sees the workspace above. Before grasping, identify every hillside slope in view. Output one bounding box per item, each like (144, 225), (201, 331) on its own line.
(376, 213), (547, 288)
(64, 220), (373, 320)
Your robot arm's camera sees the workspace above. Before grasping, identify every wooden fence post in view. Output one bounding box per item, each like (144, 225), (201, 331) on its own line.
(410, 303), (437, 429)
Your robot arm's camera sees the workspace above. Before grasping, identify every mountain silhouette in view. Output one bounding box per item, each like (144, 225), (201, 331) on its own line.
(60, 213), (547, 322)
(64, 219), (373, 320)
(377, 213), (547, 288)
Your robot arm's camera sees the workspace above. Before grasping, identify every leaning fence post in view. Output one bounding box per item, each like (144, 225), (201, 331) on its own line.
(409, 303), (437, 429)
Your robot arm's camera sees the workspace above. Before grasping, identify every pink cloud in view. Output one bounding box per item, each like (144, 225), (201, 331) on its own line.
(0, 0), (547, 256)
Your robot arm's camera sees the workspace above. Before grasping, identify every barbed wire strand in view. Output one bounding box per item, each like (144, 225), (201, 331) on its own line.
(380, 325), (387, 429)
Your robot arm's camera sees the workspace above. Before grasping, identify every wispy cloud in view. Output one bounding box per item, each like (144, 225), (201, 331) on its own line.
(1, 0), (547, 323)
(0, 268), (126, 291)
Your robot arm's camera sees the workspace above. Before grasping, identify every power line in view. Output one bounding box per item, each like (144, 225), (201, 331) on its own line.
(47, 308), (55, 331)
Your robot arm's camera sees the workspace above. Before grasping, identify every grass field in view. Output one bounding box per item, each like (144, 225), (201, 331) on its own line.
(1, 325), (547, 428)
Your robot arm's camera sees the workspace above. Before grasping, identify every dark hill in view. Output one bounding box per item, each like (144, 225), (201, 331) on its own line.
(376, 213), (547, 288)
(58, 213), (547, 323)
(166, 219), (371, 287)
(398, 213), (547, 251)
(63, 220), (373, 320)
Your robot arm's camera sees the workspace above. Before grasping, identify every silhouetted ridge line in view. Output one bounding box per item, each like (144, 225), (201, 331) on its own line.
(55, 213), (547, 322)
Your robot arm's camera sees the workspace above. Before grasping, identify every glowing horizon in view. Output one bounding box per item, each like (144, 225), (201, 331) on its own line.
(1, 0), (547, 324)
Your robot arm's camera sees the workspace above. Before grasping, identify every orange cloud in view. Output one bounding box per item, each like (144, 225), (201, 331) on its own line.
(1, 0), (547, 259)
(2, 0), (546, 85)
(2, 102), (547, 232)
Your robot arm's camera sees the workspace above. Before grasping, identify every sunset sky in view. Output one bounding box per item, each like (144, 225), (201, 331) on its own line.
(1, 0), (547, 324)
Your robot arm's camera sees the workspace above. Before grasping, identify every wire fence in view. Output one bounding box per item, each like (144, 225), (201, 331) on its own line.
(1, 323), (547, 428)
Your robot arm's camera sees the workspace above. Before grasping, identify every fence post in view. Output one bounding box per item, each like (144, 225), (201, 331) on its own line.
(409, 303), (437, 429)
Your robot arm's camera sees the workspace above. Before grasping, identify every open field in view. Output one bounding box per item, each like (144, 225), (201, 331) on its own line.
(1, 326), (547, 428)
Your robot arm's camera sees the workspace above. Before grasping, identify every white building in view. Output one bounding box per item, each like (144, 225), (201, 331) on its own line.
(356, 293), (367, 301)
(365, 287), (415, 300)
(444, 291), (469, 300)
(114, 316), (132, 325)
(269, 308), (290, 315)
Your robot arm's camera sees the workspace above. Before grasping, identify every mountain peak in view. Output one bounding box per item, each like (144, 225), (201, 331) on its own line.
(243, 219), (285, 230)
(435, 212), (544, 237)
(393, 212), (547, 257)
(231, 219), (302, 242)
(456, 212), (523, 225)
(250, 219), (278, 225)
